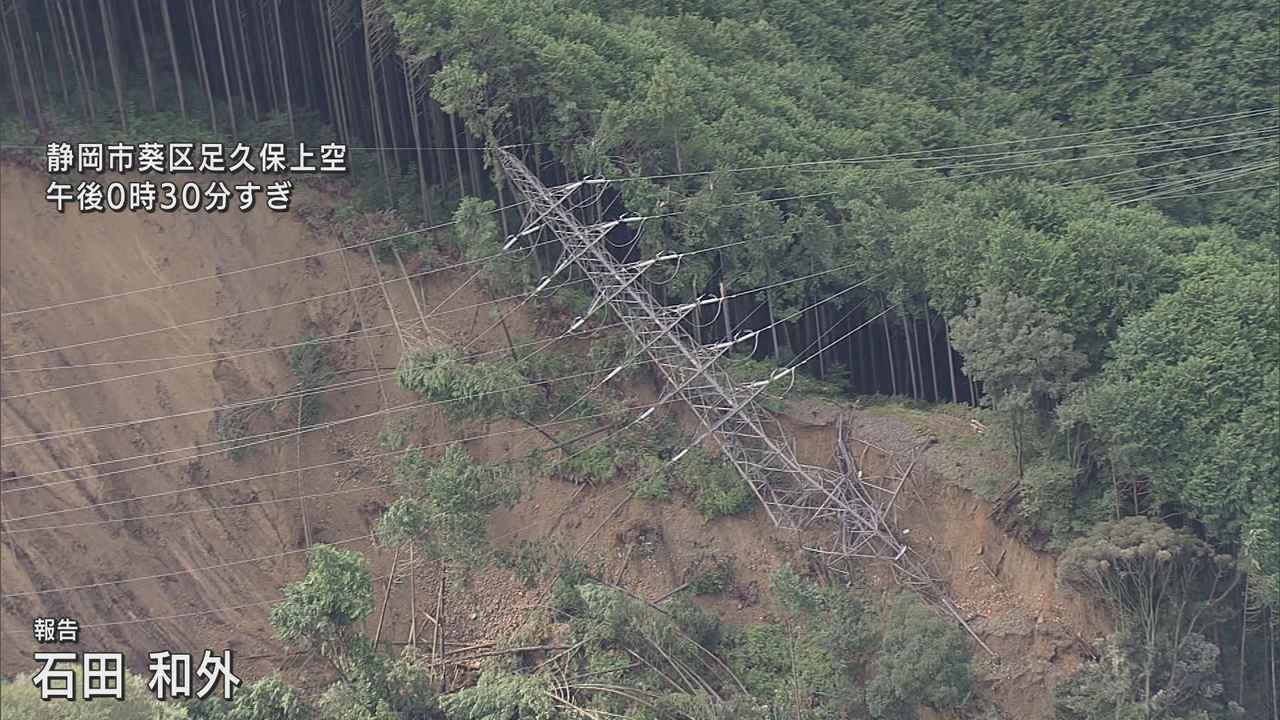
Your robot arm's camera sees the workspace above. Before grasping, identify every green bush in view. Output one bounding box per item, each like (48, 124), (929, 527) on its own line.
(1019, 458), (1080, 548)
(665, 596), (724, 651)
(270, 545), (374, 652)
(377, 446), (519, 566)
(439, 671), (558, 720)
(550, 554), (601, 618)
(560, 428), (674, 487)
(214, 404), (265, 462)
(494, 538), (554, 588)
(722, 566), (874, 718)
(222, 675), (312, 720)
(688, 556), (736, 596)
(630, 455), (673, 501)
(673, 449), (755, 519)
(377, 417), (415, 451)
(397, 345), (542, 424)
(285, 336), (336, 425)
(514, 351), (599, 421)
(453, 197), (539, 297)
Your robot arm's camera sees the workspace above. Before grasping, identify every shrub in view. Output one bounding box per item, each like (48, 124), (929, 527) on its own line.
(453, 197), (539, 297)
(495, 538), (554, 588)
(270, 545), (374, 652)
(285, 336), (336, 425)
(673, 449), (755, 519)
(0, 669), (188, 719)
(397, 345), (541, 424)
(214, 404), (265, 461)
(377, 417), (414, 451)
(630, 455), (673, 501)
(689, 556), (736, 596)
(1019, 458), (1080, 547)
(377, 446), (519, 566)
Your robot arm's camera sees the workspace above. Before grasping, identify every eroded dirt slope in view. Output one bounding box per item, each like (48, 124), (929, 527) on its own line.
(0, 162), (1099, 718)
(0, 162), (505, 677)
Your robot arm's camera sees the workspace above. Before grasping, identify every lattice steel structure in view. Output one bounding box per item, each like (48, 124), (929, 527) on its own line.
(501, 149), (926, 564)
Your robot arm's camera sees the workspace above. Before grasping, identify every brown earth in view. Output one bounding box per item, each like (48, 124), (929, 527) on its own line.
(1, 161), (1100, 718)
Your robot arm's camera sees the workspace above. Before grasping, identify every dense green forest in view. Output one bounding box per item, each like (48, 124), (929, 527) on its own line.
(1, 0), (1277, 718)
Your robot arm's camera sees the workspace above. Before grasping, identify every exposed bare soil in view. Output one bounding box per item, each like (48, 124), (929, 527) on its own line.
(2, 162), (1098, 718)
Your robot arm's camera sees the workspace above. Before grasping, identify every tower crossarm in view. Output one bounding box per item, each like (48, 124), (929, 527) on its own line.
(500, 149), (908, 555)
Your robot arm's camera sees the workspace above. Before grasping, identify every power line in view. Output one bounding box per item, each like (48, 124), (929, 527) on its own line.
(0, 331), (403, 374)
(0, 360), (634, 492)
(0, 401), (685, 534)
(1057, 139), (1280, 190)
(5, 130), (1269, 471)
(7, 108), (1272, 328)
(0, 279), (620, 404)
(0, 237), (567, 361)
(7, 130), (1263, 383)
(0, 270), (888, 637)
(790, 124), (1278, 178)
(636, 131), (1277, 219)
(0, 186), (845, 365)
(1146, 183), (1278, 200)
(2, 116), (1259, 381)
(0, 277), (595, 443)
(3, 272), (878, 600)
(0, 197), (530, 319)
(3, 263), (871, 560)
(1, 535), (374, 598)
(1113, 159), (1279, 206)
(4, 264), (866, 546)
(1108, 158), (1277, 201)
(900, 133), (1278, 187)
(1, 483), (380, 535)
(593, 107), (1277, 183)
(0, 243), (745, 442)
(0, 220), (707, 386)
(0, 261), (865, 490)
(3, 54), (1273, 645)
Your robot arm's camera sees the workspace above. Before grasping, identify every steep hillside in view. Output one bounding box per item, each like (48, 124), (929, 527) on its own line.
(1, 161), (464, 678)
(3, 162), (1105, 718)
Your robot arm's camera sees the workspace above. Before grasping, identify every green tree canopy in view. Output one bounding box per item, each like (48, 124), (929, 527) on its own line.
(864, 595), (973, 719)
(1058, 243), (1280, 586)
(270, 545), (375, 657)
(377, 445), (519, 566)
(949, 288), (1087, 405)
(397, 345), (543, 425)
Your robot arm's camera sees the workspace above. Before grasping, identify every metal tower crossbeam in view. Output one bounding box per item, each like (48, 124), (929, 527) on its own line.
(499, 149), (905, 556)
(497, 149), (997, 656)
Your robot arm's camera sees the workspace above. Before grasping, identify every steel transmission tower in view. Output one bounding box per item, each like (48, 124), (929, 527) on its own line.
(497, 149), (993, 654)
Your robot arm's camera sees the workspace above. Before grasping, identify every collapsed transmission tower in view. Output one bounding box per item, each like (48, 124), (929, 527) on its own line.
(496, 149), (994, 654)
